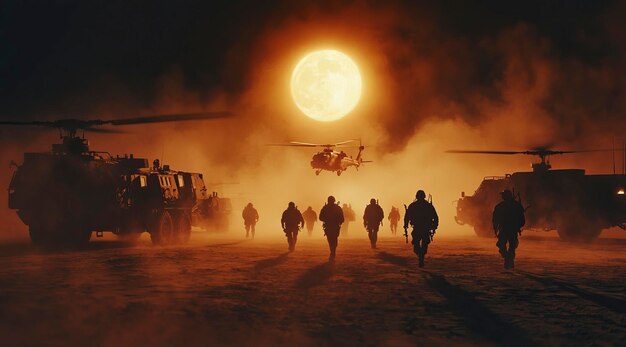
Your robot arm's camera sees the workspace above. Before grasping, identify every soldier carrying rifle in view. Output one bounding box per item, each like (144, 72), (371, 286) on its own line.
(281, 202), (304, 252)
(403, 190), (439, 268)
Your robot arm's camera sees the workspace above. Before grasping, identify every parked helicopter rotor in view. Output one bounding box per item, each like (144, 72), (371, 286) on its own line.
(0, 111), (232, 137)
(2, 111), (234, 246)
(446, 147), (612, 172)
(447, 147), (626, 241)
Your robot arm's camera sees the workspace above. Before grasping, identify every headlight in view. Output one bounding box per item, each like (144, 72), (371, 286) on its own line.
(618, 188), (625, 195)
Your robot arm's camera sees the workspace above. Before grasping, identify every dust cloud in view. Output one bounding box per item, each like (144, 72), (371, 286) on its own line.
(1, 1), (625, 241)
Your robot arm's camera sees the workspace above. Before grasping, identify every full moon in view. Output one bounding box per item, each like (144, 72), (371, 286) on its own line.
(291, 50), (362, 122)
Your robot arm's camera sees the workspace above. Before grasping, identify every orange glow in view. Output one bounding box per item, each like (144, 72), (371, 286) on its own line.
(618, 188), (625, 195)
(291, 49), (362, 122)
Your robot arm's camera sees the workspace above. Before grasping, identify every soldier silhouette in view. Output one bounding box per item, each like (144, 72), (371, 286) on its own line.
(404, 190), (439, 267)
(281, 202), (304, 251)
(492, 189), (525, 269)
(340, 203), (355, 237)
(363, 198), (384, 249)
(388, 206), (401, 235)
(242, 202), (259, 239)
(302, 206), (318, 236)
(320, 196), (344, 261)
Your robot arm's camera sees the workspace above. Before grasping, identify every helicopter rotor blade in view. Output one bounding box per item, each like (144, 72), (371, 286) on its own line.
(333, 139), (358, 146)
(83, 127), (126, 134)
(446, 150), (525, 155)
(289, 141), (322, 147)
(266, 143), (319, 148)
(95, 111), (233, 127)
(447, 149), (617, 156)
(0, 120), (56, 128)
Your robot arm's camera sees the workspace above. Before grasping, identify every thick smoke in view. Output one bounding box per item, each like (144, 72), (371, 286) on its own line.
(1, 1), (625, 239)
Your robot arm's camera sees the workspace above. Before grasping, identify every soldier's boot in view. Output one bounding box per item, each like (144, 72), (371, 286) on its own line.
(503, 254), (512, 269)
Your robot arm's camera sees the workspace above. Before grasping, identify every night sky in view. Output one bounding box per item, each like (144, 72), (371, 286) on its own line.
(0, 1), (626, 149)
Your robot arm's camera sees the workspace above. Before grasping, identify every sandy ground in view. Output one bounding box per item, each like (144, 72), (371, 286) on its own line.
(0, 229), (625, 347)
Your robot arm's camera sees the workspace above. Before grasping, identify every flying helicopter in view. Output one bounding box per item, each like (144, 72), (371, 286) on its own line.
(269, 139), (371, 176)
(448, 147), (626, 241)
(1, 112), (233, 246)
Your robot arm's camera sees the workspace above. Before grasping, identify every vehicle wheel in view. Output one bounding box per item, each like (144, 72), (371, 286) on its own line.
(473, 224), (494, 238)
(175, 212), (192, 244)
(557, 218), (602, 242)
(73, 229), (92, 244)
(150, 211), (175, 245)
(29, 226), (53, 246)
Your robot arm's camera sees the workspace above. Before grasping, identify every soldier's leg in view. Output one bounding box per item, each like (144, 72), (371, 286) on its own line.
(286, 231), (293, 250)
(508, 233), (519, 267)
(293, 230), (299, 248)
(372, 227), (378, 247)
(411, 230), (421, 257)
(251, 223), (256, 239)
(496, 235), (508, 258)
(421, 233), (430, 255)
(327, 234), (338, 259)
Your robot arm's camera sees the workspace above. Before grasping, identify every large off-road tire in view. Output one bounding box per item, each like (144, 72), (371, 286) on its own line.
(149, 211), (175, 246)
(473, 223), (494, 238)
(557, 218), (602, 242)
(174, 212), (192, 244)
(29, 226), (54, 246)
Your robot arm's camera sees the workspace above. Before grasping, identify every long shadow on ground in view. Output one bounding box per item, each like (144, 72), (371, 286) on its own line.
(253, 252), (289, 272)
(295, 262), (334, 289)
(376, 251), (412, 268)
(422, 271), (535, 346)
(519, 271), (626, 314)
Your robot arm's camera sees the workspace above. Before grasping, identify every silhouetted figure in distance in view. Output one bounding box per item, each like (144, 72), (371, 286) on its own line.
(242, 202), (259, 239)
(281, 202), (304, 251)
(302, 206), (318, 236)
(340, 203), (355, 236)
(404, 190), (439, 267)
(388, 206), (401, 235)
(492, 189), (525, 269)
(320, 196), (344, 261)
(363, 198), (384, 249)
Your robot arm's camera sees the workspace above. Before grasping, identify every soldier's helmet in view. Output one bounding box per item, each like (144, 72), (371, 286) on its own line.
(416, 190), (426, 200)
(370, 198), (376, 204)
(327, 196), (336, 204)
(288, 201), (295, 208)
(247, 202), (253, 208)
(500, 189), (513, 201)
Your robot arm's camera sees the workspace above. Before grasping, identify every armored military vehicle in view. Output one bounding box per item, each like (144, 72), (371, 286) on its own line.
(450, 149), (626, 241)
(3, 113), (233, 245)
